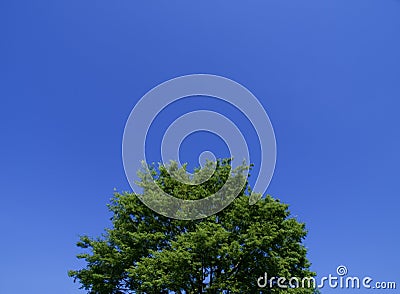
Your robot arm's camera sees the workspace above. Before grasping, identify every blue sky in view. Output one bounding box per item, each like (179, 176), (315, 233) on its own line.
(1, 1), (399, 293)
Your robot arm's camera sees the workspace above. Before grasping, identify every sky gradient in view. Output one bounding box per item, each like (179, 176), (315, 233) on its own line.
(1, 1), (400, 293)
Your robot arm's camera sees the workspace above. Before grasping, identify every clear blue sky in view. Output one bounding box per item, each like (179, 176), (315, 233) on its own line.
(1, 1), (399, 293)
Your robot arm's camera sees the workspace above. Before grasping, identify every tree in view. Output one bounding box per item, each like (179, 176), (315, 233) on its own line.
(69, 159), (315, 293)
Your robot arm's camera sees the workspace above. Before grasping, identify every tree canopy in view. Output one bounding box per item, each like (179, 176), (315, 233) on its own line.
(69, 159), (315, 293)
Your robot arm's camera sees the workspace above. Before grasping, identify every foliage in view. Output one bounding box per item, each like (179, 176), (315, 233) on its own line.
(69, 159), (315, 293)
